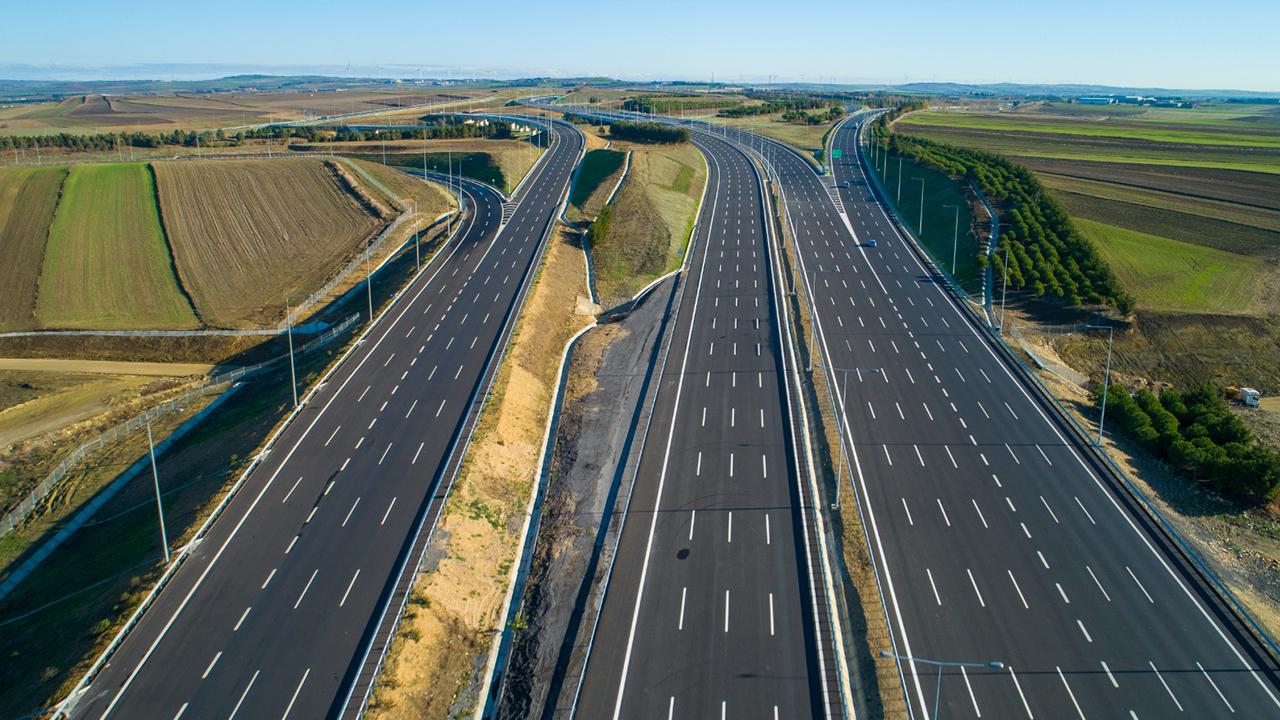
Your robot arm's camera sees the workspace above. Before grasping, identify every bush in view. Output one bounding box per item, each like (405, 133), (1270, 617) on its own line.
(1100, 383), (1280, 503)
(608, 120), (689, 144)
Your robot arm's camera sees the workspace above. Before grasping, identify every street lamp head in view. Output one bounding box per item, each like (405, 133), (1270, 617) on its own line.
(880, 650), (893, 658)
(987, 661), (1005, 669)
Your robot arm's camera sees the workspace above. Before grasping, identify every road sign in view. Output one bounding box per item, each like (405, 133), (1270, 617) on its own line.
(831, 148), (843, 159)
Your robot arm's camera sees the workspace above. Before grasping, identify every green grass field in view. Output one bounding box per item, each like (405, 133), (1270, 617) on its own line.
(0, 166), (66, 330)
(1076, 218), (1268, 315)
(900, 110), (1280, 148)
(569, 148), (626, 219)
(35, 163), (198, 329)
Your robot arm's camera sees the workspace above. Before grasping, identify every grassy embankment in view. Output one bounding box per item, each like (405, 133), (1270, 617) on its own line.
(566, 148), (626, 223)
(871, 151), (984, 294)
(587, 135), (707, 305)
(367, 228), (592, 718)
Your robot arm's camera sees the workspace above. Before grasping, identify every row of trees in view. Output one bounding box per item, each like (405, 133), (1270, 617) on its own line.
(718, 96), (830, 118)
(1100, 383), (1280, 502)
(0, 119), (517, 155)
(608, 120), (690, 144)
(621, 96), (741, 114)
(780, 105), (846, 125)
(1, 129), (223, 152)
(872, 124), (1132, 312)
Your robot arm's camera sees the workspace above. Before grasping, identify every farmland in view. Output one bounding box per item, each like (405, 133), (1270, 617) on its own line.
(1076, 218), (1271, 315)
(153, 158), (383, 327)
(35, 163), (198, 330)
(0, 166), (65, 330)
(894, 104), (1280, 315)
(0, 88), (502, 136)
(0, 156), (436, 332)
(588, 139), (706, 304)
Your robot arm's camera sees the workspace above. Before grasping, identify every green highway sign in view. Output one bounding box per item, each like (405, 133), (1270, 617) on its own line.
(831, 148), (843, 159)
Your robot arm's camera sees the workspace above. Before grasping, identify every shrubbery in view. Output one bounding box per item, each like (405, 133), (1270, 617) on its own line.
(621, 96), (740, 114)
(872, 112), (1132, 313)
(607, 120), (689, 144)
(1101, 383), (1280, 502)
(0, 117), (513, 154)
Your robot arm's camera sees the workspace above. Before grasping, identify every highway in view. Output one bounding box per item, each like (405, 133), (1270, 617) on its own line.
(569, 126), (839, 719)
(65, 117), (584, 720)
(743, 112), (1280, 718)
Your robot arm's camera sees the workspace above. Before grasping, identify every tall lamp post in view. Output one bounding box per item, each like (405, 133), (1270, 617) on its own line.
(1085, 323), (1116, 446)
(146, 417), (170, 563)
(943, 204), (961, 275)
(911, 178), (925, 236)
(880, 651), (1004, 720)
(816, 365), (882, 511)
(998, 244), (1011, 333)
(285, 297), (298, 408)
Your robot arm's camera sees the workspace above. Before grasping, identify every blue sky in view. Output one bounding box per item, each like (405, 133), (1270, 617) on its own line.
(3, 0), (1276, 90)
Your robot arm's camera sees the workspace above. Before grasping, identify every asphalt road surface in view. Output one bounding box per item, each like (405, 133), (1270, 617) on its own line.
(569, 127), (838, 719)
(753, 112), (1280, 719)
(66, 118), (584, 720)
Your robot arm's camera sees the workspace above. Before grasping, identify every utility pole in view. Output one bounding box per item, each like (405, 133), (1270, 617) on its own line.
(146, 417), (170, 563)
(1086, 324), (1116, 446)
(834, 368), (848, 512)
(912, 178), (925, 235)
(896, 156), (902, 203)
(413, 199), (420, 273)
(944, 204), (961, 275)
(365, 240), (374, 323)
(999, 245), (1010, 333)
(285, 298), (298, 408)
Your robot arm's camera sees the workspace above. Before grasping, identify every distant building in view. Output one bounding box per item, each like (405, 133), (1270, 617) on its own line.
(1077, 97), (1115, 105)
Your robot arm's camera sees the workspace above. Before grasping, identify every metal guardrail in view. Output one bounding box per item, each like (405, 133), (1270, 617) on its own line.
(0, 312), (360, 537)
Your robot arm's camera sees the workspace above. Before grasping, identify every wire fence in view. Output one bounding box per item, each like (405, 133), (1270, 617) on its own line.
(0, 312), (360, 537)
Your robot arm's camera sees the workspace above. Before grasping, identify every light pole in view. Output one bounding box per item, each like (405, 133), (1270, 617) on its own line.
(816, 365), (882, 511)
(146, 417), (171, 563)
(412, 199), (420, 273)
(911, 178), (925, 236)
(285, 297), (298, 408)
(1085, 323), (1115, 446)
(999, 244), (1010, 333)
(943, 204), (961, 275)
(896, 156), (903, 204)
(365, 239), (374, 324)
(880, 651), (1004, 720)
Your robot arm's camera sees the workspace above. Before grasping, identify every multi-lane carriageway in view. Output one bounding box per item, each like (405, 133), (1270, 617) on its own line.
(740, 112), (1280, 718)
(550, 100), (1280, 719)
(570, 130), (841, 719)
(65, 118), (583, 719)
